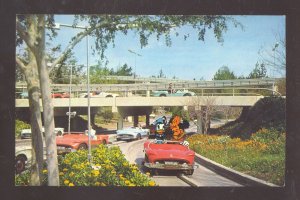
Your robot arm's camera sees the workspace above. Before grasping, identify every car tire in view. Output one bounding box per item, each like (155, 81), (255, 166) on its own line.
(78, 143), (88, 150)
(183, 93), (191, 96)
(137, 133), (141, 140)
(57, 131), (62, 136)
(184, 169), (194, 175)
(159, 94), (166, 97)
(15, 155), (26, 174)
(106, 95), (113, 97)
(102, 139), (107, 145)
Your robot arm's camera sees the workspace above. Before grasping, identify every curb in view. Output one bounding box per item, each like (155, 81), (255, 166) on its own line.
(178, 174), (199, 187)
(194, 153), (279, 187)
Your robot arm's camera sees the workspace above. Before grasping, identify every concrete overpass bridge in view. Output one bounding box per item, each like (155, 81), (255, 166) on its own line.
(15, 96), (264, 130)
(15, 78), (280, 130)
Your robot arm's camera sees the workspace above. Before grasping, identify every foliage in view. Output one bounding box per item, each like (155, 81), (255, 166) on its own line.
(90, 63), (133, 84)
(187, 129), (285, 185)
(216, 96), (286, 139)
(15, 145), (157, 186)
(15, 120), (30, 139)
(213, 66), (236, 80)
(276, 78), (286, 96)
(248, 62), (267, 79)
(96, 108), (114, 123)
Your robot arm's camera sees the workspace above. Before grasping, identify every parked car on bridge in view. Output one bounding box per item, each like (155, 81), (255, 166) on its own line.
(152, 89), (195, 97)
(143, 140), (196, 175)
(56, 131), (110, 154)
(79, 92), (119, 98)
(51, 92), (70, 98)
(116, 127), (150, 141)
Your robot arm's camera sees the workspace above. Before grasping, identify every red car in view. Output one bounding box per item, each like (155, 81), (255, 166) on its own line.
(143, 140), (196, 175)
(56, 132), (109, 154)
(51, 92), (70, 98)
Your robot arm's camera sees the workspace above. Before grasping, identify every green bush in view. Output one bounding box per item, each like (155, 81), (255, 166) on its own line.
(15, 120), (30, 139)
(15, 145), (156, 186)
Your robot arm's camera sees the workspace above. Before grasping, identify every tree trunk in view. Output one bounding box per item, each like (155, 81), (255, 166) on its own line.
(35, 15), (59, 186)
(25, 67), (44, 186)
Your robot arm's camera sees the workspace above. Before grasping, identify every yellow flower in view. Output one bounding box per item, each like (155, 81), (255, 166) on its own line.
(148, 181), (155, 186)
(101, 183), (106, 186)
(63, 168), (68, 172)
(59, 172), (64, 176)
(69, 183), (74, 186)
(42, 169), (48, 174)
(69, 172), (75, 177)
(146, 172), (151, 176)
(64, 180), (70, 185)
(91, 170), (100, 177)
(129, 183), (136, 187)
(95, 182), (100, 186)
(125, 180), (130, 185)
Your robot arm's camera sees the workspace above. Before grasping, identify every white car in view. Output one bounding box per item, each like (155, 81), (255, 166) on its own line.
(15, 144), (46, 174)
(20, 127), (64, 139)
(116, 127), (150, 141)
(79, 92), (119, 98)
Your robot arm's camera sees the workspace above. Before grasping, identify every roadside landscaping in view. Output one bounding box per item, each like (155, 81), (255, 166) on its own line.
(187, 128), (285, 186)
(15, 144), (156, 186)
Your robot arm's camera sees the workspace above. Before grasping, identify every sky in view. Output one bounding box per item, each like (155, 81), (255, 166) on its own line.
(52, 15), (285, 80)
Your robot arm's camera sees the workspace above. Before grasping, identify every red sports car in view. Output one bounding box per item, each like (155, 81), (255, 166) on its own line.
(143, 140), (196, 175)
(51, 92), (70, 98)
(56, 132), (109, 154)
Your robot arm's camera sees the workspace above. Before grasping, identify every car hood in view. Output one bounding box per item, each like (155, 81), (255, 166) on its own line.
(56, 134), (86, 145)
(144, 141), (194, 156)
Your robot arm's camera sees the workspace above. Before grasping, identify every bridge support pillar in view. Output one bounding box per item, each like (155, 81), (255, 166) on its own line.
(117, 116), (124, 130)
(146, 114), (150, 127)
(133, 115), (139, 127)
(146, 90), (151, 97)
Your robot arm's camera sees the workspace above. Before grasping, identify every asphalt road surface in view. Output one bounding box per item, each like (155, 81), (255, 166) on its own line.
(117, 138), (242, 187)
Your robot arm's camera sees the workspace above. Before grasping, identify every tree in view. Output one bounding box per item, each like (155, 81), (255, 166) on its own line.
(16, 14), (242, 185)
(188, 96), (217, 134)
(114, 63), (133, 76)
(158, 69), (166, 78)
(213, 66), (236, 80)
(258, 32), (286, 77)
(248, 62), (267, 79)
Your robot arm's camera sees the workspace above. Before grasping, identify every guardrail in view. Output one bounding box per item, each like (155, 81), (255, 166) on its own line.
(16, 78), (277, 93)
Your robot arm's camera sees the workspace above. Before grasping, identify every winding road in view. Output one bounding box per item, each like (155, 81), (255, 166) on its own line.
(116, 138), (242, 187)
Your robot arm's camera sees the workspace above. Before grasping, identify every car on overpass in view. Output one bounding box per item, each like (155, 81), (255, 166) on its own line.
(51, 92), (70, 98)
(152, 89), (195, 97)
(79, 92), (119, 98)
(116, 127), (150, 141)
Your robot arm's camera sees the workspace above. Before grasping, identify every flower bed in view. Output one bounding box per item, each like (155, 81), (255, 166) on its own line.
(16, 145), (156, 186)
(187, 128), (285, 185)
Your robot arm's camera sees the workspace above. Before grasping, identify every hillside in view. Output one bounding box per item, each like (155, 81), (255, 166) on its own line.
(211, 96), (286, 139)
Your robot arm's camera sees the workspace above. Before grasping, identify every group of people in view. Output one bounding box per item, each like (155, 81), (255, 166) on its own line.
(154, 115), (190, 146)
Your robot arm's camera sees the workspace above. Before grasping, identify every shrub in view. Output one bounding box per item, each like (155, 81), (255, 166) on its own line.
(15, 145), (156, 186)
(15, 120), (30, 139)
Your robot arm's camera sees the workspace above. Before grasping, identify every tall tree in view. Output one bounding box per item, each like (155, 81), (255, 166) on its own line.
(258, 32), (286, 77)
(248, 62), (267, 79)
(16, 14), (242, 185)
(213, 66), (236, 80)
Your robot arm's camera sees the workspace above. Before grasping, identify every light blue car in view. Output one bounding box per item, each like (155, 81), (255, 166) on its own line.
(116, 127), (150, 141)
(152, 89), (195, 97)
